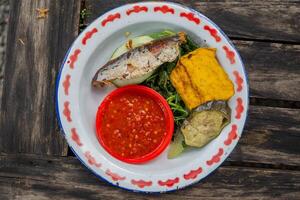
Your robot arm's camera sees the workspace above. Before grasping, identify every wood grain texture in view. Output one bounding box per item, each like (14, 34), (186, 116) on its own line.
(0, 1), (10, 111)
(0, 0), (81, 156)
(65, 105), (300, 167)
(84, 1), (300, 101)
(233, 40), (300, 101)
(229, 105), (300, 167)
(85, 0), (300, 43)
(0, 153), (299, 200)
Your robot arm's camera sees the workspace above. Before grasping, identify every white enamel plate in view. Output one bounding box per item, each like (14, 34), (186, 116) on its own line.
(56, 2), (249, 193)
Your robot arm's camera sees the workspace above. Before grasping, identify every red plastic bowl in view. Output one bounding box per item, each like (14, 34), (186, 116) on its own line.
(96, 85), (174, 164)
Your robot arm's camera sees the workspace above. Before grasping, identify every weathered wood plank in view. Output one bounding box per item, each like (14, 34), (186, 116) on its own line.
(0, 154), (299, 200)
(85, 0), (300, 43)
(66, 105), (300, 167)
(233, 40), (300, 101)
(229, 105), (300, 167)
(84, 1), (300, 101)
(0, 1), (10, 110)
(0, 0), (81, 156)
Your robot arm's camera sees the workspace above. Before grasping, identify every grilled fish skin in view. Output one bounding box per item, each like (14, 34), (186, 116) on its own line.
(92, 32), (186, 87)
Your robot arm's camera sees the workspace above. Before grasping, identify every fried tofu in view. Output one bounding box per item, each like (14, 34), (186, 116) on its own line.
(170, 48), (234, 110)
(171, 62), (202, 108)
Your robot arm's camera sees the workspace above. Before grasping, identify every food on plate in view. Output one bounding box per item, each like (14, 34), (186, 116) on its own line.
(96, 85), (173, 163)
(111, 30), (176, 60)
(93, 30), (235, 161)
(92, 32), (186, 87)
(167, 128), (186, 159)
(99, 92), (165, 158)
(170, 48), (234, 110)
(111, 35), (153, 60)
(143, 61), (189, 128)
(142, 32), (198, 128)
(168, 101), (230, 158)
(182, 101), (230, 146)
(169, 61), (201, 110)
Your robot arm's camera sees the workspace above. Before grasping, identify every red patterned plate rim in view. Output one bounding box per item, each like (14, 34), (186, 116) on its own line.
(55, 1), (249, 193)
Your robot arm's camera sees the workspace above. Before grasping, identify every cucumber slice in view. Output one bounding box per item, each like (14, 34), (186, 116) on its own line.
(111, 35), (153, 60)
(111, 30), (176, 87)
(111, 30), (176, 60)
(167, 129), (185, 159)
(112, 72), (155, 87)
(148, 30), (176, 39)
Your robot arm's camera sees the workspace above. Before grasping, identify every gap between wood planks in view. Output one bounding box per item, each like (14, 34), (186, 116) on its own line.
(66, 104), (300, 171)
(81, 0), (300, 45)
(1, 152), (299, 171)
(222, 161), (300, 171)
(79, 0), (88, 32)
(229, 36), (300, 45)
(65, 149), (300, 172)
(0, 153), (300, 200)
(250, 98), (300, 109)
(68, 147), (300, 171)
(84, 0), (300, 43)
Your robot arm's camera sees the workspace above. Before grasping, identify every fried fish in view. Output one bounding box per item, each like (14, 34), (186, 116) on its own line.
(92, 32), (186, 87)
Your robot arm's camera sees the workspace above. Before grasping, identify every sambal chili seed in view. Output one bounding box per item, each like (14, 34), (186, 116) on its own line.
(101, 92), (167, 159)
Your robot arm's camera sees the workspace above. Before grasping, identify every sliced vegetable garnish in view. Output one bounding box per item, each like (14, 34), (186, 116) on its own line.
(167, 129), (185, 159)
(148, 30), (176, 39)
(92, 31), (185, 88)
(111, 35), (153, 59)
(168, 101), (231, 158)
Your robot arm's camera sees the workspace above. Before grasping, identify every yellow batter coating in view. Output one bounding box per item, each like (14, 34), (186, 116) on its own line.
(170, 48), (234, 110)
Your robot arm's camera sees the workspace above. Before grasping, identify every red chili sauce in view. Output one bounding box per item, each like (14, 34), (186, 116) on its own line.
(100, 92), (167, 159)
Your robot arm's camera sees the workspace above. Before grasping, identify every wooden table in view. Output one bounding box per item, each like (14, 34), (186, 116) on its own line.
(1, 0), (299, 199)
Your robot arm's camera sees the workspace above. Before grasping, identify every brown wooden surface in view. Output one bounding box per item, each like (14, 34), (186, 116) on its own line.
(0, 0), (299, 199)
(85, 1), (300, 102)
(0, 0), (81, 156)
(233, 41), (300, 101)
(85, 0), (300, 43)
(230, 105), (300, 167)
(0, 153), (299, 200)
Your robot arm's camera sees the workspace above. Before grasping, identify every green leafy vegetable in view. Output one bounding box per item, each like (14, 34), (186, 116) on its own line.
(148, 30), (176, 39)
(167, 129), (185, 159)
(143, 61), (188, 127)
(180, 36), (199, 55)
(142, 36), (199, 128)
